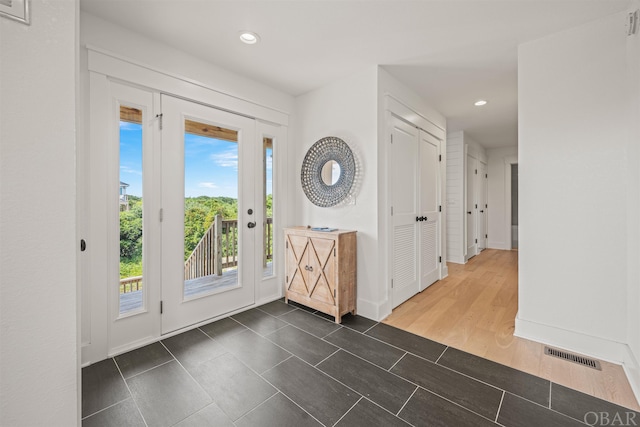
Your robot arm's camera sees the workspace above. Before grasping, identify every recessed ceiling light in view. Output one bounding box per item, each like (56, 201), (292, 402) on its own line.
(474, 100), (488, 106)
(239, 31), (260, 45)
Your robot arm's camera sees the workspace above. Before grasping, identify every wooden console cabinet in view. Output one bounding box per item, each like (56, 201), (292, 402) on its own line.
(284, 227), (356, 323)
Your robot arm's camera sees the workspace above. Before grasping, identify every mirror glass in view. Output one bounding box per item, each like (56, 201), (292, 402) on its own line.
(321, 160), (341, 186)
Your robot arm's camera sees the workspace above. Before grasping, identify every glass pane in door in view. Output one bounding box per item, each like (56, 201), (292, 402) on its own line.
(119, 106), (144, 314)
(183, 119), (239, 299)
(263, 138), (274, 278)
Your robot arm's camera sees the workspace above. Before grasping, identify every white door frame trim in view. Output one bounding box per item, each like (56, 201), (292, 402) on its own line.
(81, 47), (290, 365)
(382, 94), (446, 319)
(504, 155), (518, 250)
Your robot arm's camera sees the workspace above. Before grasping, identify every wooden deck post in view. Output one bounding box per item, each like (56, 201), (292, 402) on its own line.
(214, 214), (223, 276)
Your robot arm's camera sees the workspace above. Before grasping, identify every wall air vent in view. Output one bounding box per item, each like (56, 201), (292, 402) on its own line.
(544, 346), (601, 370)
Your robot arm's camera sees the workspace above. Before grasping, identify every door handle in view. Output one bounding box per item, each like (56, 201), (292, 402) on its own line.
(480, 210), (484, 213)
(467, 211), (472, 214)
(247, 222), (256, 229)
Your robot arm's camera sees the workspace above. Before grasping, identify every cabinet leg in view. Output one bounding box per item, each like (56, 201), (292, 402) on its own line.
(351, 309), (356, 316)
(335, 314), (341, 324)
(284, 296), (289, 304)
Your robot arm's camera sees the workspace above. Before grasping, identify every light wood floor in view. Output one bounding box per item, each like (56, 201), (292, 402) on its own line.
(383, 249), (640, 411)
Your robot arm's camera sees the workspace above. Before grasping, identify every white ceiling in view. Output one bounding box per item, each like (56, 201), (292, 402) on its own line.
(80, 0), (632, 148)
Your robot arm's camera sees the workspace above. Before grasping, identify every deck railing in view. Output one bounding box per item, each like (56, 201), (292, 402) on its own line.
(119, 275), (142, 294)
(183, 215), (273, 281)
(120, 216), (273, 293)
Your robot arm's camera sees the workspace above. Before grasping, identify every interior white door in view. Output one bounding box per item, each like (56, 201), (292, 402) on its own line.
(466, 154), (477, 259)
(391, 116), (420, 308)
(477, 161), (488, 251)
(161, 95), (257, 334)
(419, 131), (440, 291)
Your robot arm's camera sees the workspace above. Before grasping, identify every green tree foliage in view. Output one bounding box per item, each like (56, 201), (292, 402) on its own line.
(119, 196), (241, 278)
(120, 197), (142, 259)
(119, 195), (275, 278)
(183, 196), (238, 260)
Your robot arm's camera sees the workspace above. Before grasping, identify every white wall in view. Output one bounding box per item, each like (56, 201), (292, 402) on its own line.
(625, 0), (640, 399)
(445, 131), (487, 262)
(80, 13), (293, 115)
(293, 67), (447, 321)
(487, 146), (518, 250)
(517, 11), (632, 366)
(446, 132), (465, 263)
(0, 1), (79, 425)
(293, 67), (380, 318)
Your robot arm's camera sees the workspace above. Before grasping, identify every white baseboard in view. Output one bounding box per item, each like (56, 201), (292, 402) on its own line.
(622, 346), (640, 407)
(515, 315), (627, 364)
(515, 315), (640, 407)
(358, 297), (387, 322)
(447, 255), (465, 264)
(488, 240), (510, 250)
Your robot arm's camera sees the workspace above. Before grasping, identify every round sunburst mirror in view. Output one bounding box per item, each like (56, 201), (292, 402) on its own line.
(301, 136), (356, 207)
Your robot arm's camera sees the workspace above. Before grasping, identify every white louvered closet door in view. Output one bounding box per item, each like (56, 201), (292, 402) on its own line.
(419, 130), (440, 291)
(391, 116), (420, 308)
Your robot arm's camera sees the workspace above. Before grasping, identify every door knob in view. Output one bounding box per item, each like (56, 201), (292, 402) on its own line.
(247, 222), (256, 229)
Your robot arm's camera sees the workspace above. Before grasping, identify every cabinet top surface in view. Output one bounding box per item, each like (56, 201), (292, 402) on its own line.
(284, 226), (357, 235)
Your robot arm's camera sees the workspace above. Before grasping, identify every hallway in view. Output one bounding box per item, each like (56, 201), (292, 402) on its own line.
(384, 249), (640, 410)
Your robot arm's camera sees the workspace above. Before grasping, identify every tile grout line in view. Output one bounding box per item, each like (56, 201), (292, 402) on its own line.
(260, 354), (295, 378)
(418, 352), (516, 398)
(314, 348), (342, 368)
(81, 397), (133, 421)
(396, 386), (419, 417)
(255, 357), (327, 427)
(231, 389), (280, 424)
(353, 394), (419, 427)
(198, 317), (248, 341)
(549, 382), (553, 409)
(331, 396), (363, 427)
(434, 345), (448, 364)
(156, 340), (217, 421)
(494, 391), (505, 423)
(120, 358), (175, 380)
(112, 357), (150, 427)
(388, 352), (408, 372)
(161, 337), (291, 424)
(418, 385), (501, 425)
(361, 321), (379, 335)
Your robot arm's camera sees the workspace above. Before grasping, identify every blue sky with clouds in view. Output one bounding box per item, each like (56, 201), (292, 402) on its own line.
(119, 121), (271, 199)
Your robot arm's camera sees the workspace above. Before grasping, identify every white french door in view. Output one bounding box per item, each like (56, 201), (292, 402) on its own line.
(418, 131), (440, 291)
(84, 70), (285, 364)
(391, 117), (420, 307)
(160, 95), (257, 334)
(390, 115), (442, 308)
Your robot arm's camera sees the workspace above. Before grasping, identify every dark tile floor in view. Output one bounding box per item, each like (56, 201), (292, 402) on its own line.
(82, 300), (639, 426)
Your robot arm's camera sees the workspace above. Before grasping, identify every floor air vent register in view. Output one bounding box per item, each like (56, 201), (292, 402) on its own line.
(544, 346), (602, 370)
